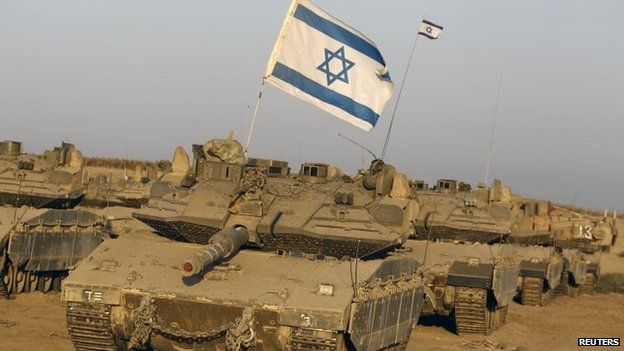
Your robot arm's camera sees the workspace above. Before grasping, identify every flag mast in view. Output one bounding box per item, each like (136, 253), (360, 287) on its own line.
(244, 0), (299, 153)
(380, 24), (421, 160)
(244, 80), (266, 152)
(381, 16), (442, 160)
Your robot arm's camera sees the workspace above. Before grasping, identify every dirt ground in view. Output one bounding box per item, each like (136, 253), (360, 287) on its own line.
(1, 291), (623, 351)
(0, 219), (622, 351)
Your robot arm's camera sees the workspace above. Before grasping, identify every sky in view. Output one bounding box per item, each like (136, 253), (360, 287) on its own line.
(1, 0), (623, 211)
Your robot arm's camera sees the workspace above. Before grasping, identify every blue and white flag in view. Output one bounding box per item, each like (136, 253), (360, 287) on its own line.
(264, 0), (394, 132)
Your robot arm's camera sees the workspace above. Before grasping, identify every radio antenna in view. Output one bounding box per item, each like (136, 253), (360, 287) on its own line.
(338, 133), (377, 159)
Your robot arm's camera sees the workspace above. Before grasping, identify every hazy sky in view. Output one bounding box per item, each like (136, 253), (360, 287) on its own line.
(1, 0), (623, 211)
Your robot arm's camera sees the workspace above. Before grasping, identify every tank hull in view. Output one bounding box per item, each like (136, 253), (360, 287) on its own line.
(62, 236), (425, 351)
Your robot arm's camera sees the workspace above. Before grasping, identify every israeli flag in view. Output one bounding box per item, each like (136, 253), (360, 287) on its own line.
(264, 0), (394, 132)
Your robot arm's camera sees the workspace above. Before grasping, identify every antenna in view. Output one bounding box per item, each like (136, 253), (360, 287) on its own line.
(483, 70), (504, 185)
(337, 133), (377, 159)
(244, 80), (267, 153)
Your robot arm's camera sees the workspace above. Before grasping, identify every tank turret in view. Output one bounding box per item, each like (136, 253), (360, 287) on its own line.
(0, 141), (85, 209)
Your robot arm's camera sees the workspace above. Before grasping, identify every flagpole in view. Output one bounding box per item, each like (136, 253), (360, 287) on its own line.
(380, 19), (423, 160)
(483, 70), (503, 184)
(244, 79), (266, 153)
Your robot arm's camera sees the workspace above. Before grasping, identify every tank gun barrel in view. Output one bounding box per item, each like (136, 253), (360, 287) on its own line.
(182, 227), (249, 277)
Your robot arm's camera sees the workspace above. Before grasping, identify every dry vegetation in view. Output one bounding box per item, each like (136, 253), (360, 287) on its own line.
(84, 156), (171, 172)
(596, 273), (624, 294)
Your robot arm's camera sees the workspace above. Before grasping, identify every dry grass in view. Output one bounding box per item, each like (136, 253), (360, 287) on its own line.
(596, 273), (624, 294)
(84, 157), (171, 172)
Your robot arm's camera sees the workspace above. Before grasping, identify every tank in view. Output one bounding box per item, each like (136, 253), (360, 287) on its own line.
(62, 138), (430, 350)
(550, 208), (618, 253)
(412, 179), (521, 244)
(0, 140), (86, 209)
(507, 199), (612, 297)
(397, 240), (519, 335)
(133, 137), (413, 259)
(82, 152), (186, 209)
(135, 137), (526, 335)
(62, 231), (424, 351)
(0, 206), (111, 297)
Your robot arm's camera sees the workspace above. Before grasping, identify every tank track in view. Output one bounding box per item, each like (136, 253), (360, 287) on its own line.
(66, 302), (118, 351)
(0, 280), (8, 298)
(521, 277), (552, 306)
(579, 274), (596, 296)
(554, 271), (579, 297)
(291, 328), (338, 351)
(454, 287), (506, 335)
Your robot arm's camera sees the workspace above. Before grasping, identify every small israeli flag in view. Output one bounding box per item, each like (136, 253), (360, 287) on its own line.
(264, 0), (394, 132)
(418, 20), (443, 39)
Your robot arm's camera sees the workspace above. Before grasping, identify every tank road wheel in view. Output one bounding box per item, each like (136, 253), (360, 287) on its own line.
(39, 274), (53, 293)
(26, 271), (39, 293)
(521, 277), (552, 306)
(5, 262), (15, 295)
(1, 263), (13, 296)
(579, 274), (596, 296)
(14, 268), (26, 294)
(52, 274), (63, 292)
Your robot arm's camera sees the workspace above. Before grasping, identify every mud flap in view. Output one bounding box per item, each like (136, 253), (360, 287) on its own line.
(491, 265), (519, 307)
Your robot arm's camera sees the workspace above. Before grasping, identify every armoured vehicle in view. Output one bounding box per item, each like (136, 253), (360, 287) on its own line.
(133, 137), (519, 335)
(63, 136), (428, 350)
(62, 231), (424, 351)
(550, 208), (618, 253)
(412, 179), (521, 244)
(398, 240), (519, 335)
(509, 200), (617, 253)
(0, 140), (86, 209)
(82, 168), (154, 209)
(0, 206), (110, 297)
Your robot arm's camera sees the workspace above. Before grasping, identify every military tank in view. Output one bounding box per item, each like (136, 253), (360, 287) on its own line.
(0, 206), (111, 297)
(62, 229), (424, 351)
(0, 140), (86, 209)
(397, 240), (519, 335)
(62, 140), (427, 350)
(550, 208), (618, 253)
(412, 179), (521, 244)
(81, 148), (188, 210)
(133, 137), (520, 335)
(133, 136), (417, 258)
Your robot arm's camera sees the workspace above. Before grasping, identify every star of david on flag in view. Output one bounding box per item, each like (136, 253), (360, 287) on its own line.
(418, 20), (443, 39)
(317, 47), (355, 86)
(264, 0), (394, 132)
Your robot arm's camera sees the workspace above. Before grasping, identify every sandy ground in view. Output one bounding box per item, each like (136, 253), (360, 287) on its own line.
(0, 219), (622, 351)
(1, 292), (623, 351)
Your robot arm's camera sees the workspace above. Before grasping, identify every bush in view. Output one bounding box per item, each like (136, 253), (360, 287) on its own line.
(596, 273), (624, 294)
